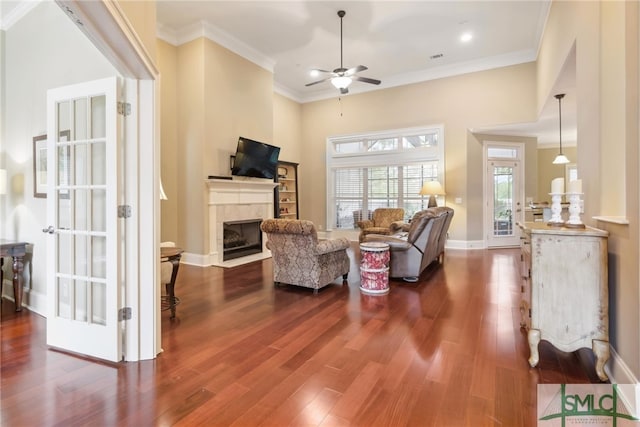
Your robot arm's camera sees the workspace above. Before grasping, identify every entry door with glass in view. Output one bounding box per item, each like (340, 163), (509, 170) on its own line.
(485, 144), (523, 248)
(45, 77), (122, 362)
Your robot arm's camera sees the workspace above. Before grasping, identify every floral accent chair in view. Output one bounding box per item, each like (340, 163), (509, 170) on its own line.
(357, 208), (405, 242)
(260, 219), (350, 294)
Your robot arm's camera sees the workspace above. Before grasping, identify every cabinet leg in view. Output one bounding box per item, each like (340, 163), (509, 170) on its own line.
(592, 340), (610, 382)
(528, 329), (540, 367)
(519, 301), (528, 329)
(12, 255), (24, 312)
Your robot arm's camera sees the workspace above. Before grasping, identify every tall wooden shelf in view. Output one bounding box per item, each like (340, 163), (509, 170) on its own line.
(275, 161), (298, 219)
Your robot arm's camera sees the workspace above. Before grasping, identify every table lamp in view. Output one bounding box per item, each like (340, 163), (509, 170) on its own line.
(419, 180), (445, 207)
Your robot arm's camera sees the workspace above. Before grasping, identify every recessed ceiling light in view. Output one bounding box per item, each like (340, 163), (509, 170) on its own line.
(460, 32), (473, 43)
(310, 70), (319, 77)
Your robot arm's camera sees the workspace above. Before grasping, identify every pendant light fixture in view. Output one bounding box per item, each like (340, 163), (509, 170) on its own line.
(553, 93), (570, 165)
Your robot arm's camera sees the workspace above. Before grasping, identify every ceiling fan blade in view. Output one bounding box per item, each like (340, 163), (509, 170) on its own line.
(311, 69), (332, 74)
(354, 76), (381, 85)
(305, 78), (330, 87)
(346, 65), (367, 75)
(340, 87), (349, 95)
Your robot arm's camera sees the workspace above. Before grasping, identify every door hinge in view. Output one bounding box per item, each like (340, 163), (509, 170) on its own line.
(118, 205), (131, 218)
(119, 307), (132, 321)
(118, 102), (131, 116)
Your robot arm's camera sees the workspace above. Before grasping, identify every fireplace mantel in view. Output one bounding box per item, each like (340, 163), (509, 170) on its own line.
(206, 178), (277, 194)
(207, 178), (277, 267)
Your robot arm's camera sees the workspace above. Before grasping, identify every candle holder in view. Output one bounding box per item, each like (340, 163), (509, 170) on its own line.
(565, 192), (585, 229)
(547, 193), (564, 226)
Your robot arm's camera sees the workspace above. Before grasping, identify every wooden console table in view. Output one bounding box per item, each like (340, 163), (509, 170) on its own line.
(161, 246), (183, 318)
(0, 240), (28, 312)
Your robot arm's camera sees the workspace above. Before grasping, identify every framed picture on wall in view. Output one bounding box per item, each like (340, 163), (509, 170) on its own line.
(33, 130), (70, 198)
(33, 134), (47, 198)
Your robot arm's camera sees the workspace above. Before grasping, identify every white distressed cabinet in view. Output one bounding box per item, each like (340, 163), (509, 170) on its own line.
(517, 222), (609, 381)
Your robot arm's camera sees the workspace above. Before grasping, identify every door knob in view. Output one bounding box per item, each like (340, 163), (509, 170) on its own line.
(42, 226), (55, 234)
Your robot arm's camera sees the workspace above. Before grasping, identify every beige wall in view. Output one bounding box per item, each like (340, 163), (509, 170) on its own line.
(175, 39), (205, 253)
(157, 39), (178, 244)
(158, 37), (275, 254)
(273, 93), (303, 164)
(536, 146), (577, 202)
(538, 0), (639, 381)
(300, 62), (537, 240)
(203, 38), (274, 177)
(117, 0), (157, 63)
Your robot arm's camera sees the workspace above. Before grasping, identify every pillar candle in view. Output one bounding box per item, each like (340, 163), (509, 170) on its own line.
(568, 179), (582, 193)
(551, 177), (564, 194)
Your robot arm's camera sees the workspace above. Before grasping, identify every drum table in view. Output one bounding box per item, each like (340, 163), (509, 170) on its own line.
(359, 242), (390, 294)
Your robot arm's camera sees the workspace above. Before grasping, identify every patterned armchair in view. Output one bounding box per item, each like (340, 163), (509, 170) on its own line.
(260, 219), (350, 294)
(357, 208), (405, 242)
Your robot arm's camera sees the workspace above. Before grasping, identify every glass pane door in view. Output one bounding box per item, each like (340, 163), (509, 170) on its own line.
(487, 159), (522, 247)
(46, 77), (121, 362)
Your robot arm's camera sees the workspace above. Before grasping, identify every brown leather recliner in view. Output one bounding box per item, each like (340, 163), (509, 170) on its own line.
(363, 207), (454, 281)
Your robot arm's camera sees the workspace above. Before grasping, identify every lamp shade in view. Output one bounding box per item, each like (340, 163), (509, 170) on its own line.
(552, 154), (570, 165)
(0, 169), (7, 195)
(331, 76), (352, 90)
(419, 180), (445, 196)
(419, 180), (445, 208)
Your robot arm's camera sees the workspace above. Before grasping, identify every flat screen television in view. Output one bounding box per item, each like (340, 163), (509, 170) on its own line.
(231, 137), (280, 180)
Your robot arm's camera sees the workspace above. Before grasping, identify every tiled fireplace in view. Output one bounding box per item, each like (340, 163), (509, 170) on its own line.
(223, 219), (262, 261)
(207, 178), (277, 267)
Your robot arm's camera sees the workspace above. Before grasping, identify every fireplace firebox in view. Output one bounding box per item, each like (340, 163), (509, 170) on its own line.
(223, 219), (263, 261)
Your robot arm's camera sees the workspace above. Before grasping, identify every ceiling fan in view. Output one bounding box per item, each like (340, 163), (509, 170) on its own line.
(305, 10), (381, 95)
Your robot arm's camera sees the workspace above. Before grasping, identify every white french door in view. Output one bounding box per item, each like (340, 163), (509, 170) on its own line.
(484, 143), (524, 248)
(45, 77), (123, 362)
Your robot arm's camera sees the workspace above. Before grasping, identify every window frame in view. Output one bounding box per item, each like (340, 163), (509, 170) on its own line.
(326, 125), (445, 230)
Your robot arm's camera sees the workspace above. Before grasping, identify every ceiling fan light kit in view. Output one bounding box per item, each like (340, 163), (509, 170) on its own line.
(305, 10), (381, 94)
(331, 76), (352, 90)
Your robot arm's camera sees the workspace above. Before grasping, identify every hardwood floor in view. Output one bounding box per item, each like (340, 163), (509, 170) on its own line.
(1, 246), (601, 426)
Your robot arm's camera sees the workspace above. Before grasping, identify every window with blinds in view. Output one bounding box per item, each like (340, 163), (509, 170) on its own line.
(327, 126), (444, 229)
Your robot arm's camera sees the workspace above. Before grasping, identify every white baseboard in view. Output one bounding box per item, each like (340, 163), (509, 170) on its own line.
(445, 240), (486, 249)
(605, 346), (640, 416)
(606, 345), (639, 385)
(180, 251), (273, 268)
(180, 252), (212, 267)
(2, 283), (47, 317)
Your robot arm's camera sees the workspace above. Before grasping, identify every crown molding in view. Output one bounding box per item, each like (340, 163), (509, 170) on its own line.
(533, 0), (552, 58)
(157, 21), (275, 73)
(295, 48), (538, 104)
(273, 82), (304, 103)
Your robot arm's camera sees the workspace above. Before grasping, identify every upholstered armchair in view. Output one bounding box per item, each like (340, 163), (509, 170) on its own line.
(357, 208), (405, 242)
(260, 219), (350, 294)
(160, 241), (175, 289)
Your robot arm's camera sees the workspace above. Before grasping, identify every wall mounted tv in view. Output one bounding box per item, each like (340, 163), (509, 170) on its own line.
(231, 137), (281, 180)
